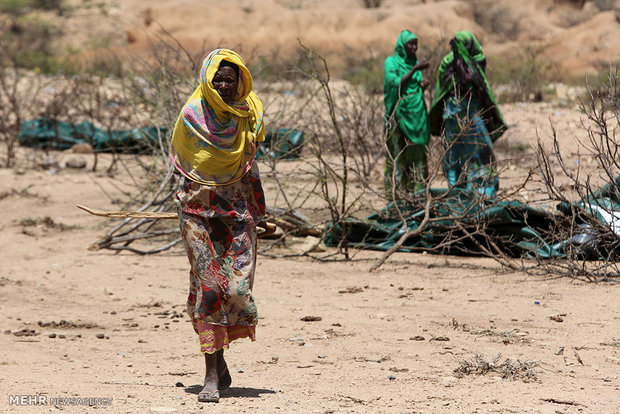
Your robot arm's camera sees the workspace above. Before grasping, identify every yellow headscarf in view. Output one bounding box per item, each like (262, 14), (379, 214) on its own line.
(170, 49), (265, 185)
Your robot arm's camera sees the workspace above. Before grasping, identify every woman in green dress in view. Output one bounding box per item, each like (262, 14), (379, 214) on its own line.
(384, 30), (431, 195)
(429, 31), (508, 197)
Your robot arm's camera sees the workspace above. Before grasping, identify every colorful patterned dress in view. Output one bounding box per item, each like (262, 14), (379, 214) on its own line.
(176, 163), (265, 354)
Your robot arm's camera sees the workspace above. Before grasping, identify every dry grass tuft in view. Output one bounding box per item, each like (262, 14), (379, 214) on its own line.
(454, 353), (539, 382)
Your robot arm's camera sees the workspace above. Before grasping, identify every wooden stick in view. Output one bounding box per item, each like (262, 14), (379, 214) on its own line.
(77, 204), (178, 219)
(76, 204), (278, 236)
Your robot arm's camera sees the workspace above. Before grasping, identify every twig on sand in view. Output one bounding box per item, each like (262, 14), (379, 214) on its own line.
(541, 398), (581, 406)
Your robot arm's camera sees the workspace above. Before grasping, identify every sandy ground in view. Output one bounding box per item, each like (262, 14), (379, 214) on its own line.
(0, 100), (619, 413)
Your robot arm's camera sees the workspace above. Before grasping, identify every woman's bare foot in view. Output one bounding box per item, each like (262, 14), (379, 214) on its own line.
(198, 352), (219, 403)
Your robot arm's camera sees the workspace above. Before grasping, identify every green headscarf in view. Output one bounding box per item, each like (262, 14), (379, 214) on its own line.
(384, 30), (430, 146)
(429, 31), (507, 142)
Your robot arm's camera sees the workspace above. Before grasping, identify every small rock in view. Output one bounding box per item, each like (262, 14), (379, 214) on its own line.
(96, 333), (105, 339)
(432, 336), (450, 342)
(555, 347), (564, 355)
(70, 143), (94, 154)
(175, 381), (184, 387)
(300, 316), (322, 322)
(64, 156), (87, 169)
(138, 339), (147, 343)
(48, 333), (57, 338)
(58, 334), (66, 339)
(409, 336), (425, 341)
(317, 354), (327, 359)
(549, 315), (564, 323)
(110, 311), (117, 315)
(237, 369), (244, 373)
(387, 375), (396, 380)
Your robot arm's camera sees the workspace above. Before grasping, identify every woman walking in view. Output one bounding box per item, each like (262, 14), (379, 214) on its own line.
(170, 49), (266, 403)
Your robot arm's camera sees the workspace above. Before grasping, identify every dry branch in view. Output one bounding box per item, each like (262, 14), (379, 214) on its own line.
(77, 204), (178, 219)
(77, 204), (279, 236)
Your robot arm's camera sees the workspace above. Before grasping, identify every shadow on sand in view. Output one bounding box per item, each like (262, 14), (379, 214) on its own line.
(184, 385), (276, 398)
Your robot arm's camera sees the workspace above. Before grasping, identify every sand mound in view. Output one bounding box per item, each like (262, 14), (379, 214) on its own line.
(112, 0), (619, 76)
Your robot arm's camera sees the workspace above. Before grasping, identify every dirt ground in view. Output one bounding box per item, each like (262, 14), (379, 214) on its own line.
(0, 100), (619, 414)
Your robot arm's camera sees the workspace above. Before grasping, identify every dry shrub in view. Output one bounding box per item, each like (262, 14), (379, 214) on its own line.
(454, 353), (538, 382)
(534, 65), (620, 281)
(488, 46), (562, 103)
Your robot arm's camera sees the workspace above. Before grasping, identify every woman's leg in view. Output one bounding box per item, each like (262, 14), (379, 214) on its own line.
(198, 352), (219, 402)
(217, 349), (231, 390)
(402, 143), (428, 193)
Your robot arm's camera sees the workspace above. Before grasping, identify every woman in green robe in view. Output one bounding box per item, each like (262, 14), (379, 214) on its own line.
(384, 30), (431, 195)
(429, 31), (508, 197)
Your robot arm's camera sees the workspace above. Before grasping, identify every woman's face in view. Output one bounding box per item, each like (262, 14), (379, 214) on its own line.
(404, 38), (418, 58)
(212, 65), (238, 104)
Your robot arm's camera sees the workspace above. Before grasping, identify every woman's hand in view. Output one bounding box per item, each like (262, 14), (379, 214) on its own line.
(416, 60), (430, 71)
(455, 56), (473, 83)
(400, 60), (430, 89)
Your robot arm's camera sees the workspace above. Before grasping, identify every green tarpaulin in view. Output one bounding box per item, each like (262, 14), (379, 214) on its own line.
(325, 180), (620, 260)
(256, 128), (304, 160)
(19, 118), (304, 159)
(18, 118), (166, 153)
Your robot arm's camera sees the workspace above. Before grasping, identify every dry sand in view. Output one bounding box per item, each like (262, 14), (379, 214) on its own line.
(0, 101), (619, 413)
